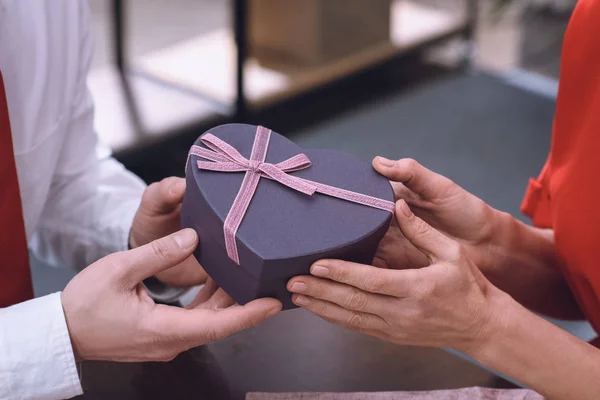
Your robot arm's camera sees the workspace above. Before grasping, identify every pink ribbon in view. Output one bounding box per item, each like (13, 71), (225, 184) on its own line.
(187, 126), (395, 265)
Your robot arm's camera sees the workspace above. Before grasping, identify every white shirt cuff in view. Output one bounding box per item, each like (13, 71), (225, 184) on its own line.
(0, 293), (83, 400)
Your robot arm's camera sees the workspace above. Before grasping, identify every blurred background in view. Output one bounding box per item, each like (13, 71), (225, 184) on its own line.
(85, 0), (570, 188)
(39, 1), (599, 398)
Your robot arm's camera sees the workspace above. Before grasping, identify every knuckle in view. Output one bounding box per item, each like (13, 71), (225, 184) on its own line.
(143, 182), (160, 199)
(309, 280), (327, 298)
(412, 218), (432, 239)
(150, 329), (165, 348)
(160, 177), (178, 193)
(346, 290), (369, 311)
(150, 239), (175, 261)
(402, 158), (419, 171)
(331, 263), (349, 282)
(314, 300), (329, 316)
(161, 176), (178, 186)
(414, 217), (430, 233)
(157, 351), (178, 362)
(103, 251), (130, 280)
(345, 312), (365, 330)
(413, 280), (434, 301)
(202, 326), (220, 343)
(363, 274), (386, 293)
(404, 306), (426, 324)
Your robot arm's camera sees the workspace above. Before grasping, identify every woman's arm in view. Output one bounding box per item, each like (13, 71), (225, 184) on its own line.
(372, 157), (582, 320)
(482, 211), (583, 319)
(475, 291), (599, 399)
(289, 201), (599, 400)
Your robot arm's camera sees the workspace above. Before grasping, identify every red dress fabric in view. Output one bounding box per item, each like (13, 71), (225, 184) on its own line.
(521, 0), (600, 334)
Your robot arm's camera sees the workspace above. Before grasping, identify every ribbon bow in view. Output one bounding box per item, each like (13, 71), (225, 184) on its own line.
(187, 126), (395, 265)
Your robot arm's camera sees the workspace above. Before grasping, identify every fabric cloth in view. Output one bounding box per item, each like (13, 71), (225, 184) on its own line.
(0, 1), (146, 399)
(521, 0), (600, 334)
(0, 70), (33, 307)
(247, 388), (543, 400)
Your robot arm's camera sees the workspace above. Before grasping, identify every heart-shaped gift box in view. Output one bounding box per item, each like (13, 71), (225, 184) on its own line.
(181, 123), (394, 309)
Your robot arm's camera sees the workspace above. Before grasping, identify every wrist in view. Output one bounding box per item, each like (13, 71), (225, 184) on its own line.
(459, 287), (514, 361)
(488, 210), (556, 274)
(466, 206), (509, 271)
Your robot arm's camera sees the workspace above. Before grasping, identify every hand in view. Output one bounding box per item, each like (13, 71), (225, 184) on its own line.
(62, 229), (282, 362)
(372, 157), (498, 270)
(130, 177), (207, 287)
(287, 200), (507, 355)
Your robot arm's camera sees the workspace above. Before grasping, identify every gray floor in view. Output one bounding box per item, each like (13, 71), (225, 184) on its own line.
(293, 71), (552, 219)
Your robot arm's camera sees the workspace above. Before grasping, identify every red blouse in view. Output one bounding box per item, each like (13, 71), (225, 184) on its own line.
(521, 0), (600, 333)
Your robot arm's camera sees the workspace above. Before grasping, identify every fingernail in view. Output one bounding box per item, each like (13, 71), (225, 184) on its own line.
(377, 157), (394, 167)
(398, 200), (413, 217)
(174, 229), (197, 249)
(294, 295), (311, 306)
(311, 265), (329, 277)
(289, 282), (307, 293)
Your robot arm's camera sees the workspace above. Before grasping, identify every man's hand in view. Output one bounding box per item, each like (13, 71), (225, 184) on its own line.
(61, 229), (281, 362)
(372, 157), (499, 271)
(130, 177), (207, 287)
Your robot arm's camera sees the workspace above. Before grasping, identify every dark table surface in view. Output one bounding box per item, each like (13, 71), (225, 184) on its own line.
(75, 308), (503, 400)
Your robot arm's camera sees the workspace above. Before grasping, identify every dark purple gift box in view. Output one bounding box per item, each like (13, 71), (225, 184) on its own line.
(181, 123), (394, 309)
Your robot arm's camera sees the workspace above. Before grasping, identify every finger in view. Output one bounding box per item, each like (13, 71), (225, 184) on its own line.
(186, 278), (219, 309)
(291, 294), (386, 333)
(155, 257), (208, 287)
(155, 298), (282, 345)
(118, 229), (198, 287)
(373, 157), (453, 200)
(309, 259), (422, 297)
(141, 177), (186, 215)
(287, 276), (390, 314)
(390, 181), (421, 204)
(197, 288), (236, 310)
(395, 200), (461, 263)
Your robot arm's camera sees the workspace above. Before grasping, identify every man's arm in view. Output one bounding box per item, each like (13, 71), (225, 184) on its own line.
(29, 2), (146, 271)
(0, 294), (82, 400)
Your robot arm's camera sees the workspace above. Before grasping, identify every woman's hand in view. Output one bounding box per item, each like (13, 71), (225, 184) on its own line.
(372, 157), (499, 271)
(288, 200), (507, 354)
(288, 204), (600, 400)
(372, 157), (581, 320)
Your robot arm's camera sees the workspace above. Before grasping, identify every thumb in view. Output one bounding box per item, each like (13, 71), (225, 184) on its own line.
(394, 200), (461, 263)
(373, 157), (452, 200)
(118, 229), (198, 287)
(140, 177), (186, 215)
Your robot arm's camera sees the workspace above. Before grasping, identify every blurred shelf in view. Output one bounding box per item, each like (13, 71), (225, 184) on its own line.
(134, 0), (469, 110)
(88, 66), (220, 154)
(92, 0), (473, 155)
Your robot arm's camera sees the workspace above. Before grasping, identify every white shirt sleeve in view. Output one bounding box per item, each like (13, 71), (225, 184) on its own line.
(0, 2), (143, 398)
(0, 293), (82, 400)
(28, 2), (146, 271)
